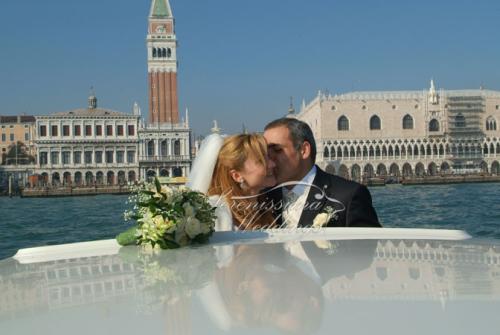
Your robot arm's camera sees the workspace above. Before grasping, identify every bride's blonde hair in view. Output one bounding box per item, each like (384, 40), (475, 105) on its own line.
(208, 134), (275, 230)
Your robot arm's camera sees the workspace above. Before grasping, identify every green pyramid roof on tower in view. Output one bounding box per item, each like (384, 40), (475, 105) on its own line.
(152, 0), (171, 17)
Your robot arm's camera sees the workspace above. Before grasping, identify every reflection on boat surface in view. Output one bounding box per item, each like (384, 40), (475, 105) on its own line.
(1, 234), (500, 334)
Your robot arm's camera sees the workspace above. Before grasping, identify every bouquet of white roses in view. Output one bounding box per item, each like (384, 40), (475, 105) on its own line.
(117, 178), (217, 249)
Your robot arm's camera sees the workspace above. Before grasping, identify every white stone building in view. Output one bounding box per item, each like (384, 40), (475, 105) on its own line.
(295, 81), (500, 181)
(34, 95), (140, 186)
(138, 112), (191, 180)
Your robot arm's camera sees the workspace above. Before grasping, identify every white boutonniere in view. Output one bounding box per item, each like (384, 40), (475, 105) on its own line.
(312, 206), (338, 228)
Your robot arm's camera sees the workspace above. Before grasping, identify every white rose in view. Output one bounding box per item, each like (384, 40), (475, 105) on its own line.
(152, 215), (164, 227)
(161, 185), (173, 198)
(185, 217), (202, 238)
(312, 213), (329, 228)
(200, 222), (211, 234)
(140, 212), (154, 225)
(183, 202), (196, 217)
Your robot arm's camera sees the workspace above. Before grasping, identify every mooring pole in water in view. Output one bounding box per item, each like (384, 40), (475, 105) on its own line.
(8, 174), (13, 198)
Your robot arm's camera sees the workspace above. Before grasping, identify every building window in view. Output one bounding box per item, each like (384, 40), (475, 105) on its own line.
(403, 115), (414, 129)
(95, 125), (103, 136)
(63, 125), (70, 136)
(147, 140), (155, 156)
(174, 140), (181, 156)
(74, 151), (82, 164)
(106, 151), (114, 163)
(370, 115), (381, 130)
(74, 125), (81, 136)
(50, 152), (59, 165)
(40, 125), (47, 137)
(85, 125), (92, 136)
(106, 125), (113, 136)
(117, 125), (124, 136)
(10, 134), (14, 141)
(116, 151), (124, 163)
(84, 151), (93, 164)
(25, 133), (29, 141)
(62, 151), (71, 165)
(128, 125), (135, 136)
(95, 151), (103, 164)
(486, 116), (497, 131)
(1, 134), (5, 142)
(40, 152), (48, 165)
(455, 114), (466, 128)
(51, 125), (58, 137)
(127, 151), (135, 163)
(429, 119), (440, 132)
(337, 116), (349, 131)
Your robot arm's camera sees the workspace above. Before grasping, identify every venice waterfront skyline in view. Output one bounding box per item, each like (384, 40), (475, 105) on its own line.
(1, 0), (500, 136)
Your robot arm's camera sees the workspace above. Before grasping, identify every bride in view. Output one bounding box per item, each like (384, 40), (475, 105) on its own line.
(187, 133), (277, 231)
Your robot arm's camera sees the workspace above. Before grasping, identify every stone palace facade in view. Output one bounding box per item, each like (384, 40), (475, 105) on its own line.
(295, 81), (500, 182)
(34, 95), (141, 186)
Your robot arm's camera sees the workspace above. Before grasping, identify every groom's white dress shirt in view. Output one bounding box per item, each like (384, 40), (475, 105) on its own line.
(281, 166), (317, 228)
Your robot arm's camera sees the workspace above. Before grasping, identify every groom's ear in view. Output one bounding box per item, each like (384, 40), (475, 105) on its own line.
(300, 141), (312, 160)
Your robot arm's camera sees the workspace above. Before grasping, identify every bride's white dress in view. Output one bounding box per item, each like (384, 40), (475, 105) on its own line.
(186, 134), (235, 231)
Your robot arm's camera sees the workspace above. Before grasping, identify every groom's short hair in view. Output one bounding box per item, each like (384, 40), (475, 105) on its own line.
(264, 118), (317, 163)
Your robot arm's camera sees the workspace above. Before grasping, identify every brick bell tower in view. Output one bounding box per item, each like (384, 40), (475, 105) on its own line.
(147, 0), (179, 125)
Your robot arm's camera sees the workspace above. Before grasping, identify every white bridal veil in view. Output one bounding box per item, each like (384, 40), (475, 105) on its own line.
(186, 133), (224, 193)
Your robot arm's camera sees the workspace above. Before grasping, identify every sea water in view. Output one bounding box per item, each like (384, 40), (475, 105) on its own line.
(0, 183), (499, 260)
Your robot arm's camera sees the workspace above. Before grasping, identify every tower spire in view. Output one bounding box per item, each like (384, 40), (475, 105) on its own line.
(211, 120), (221, 134)
(88, 86), (97, 109)
(147, 0), (179, 126)
(288, 96), (295, 114)
(429, 78), (439, 104)
(149, 0), (173, 18)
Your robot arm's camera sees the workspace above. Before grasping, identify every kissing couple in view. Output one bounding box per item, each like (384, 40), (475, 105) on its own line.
(187, 117), (381, 231)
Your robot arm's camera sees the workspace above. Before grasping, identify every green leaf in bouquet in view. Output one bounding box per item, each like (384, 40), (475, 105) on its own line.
(155, 177), (162, 193)
(163, 239), (180, 249)
(149, 204), (157, 215)
(116, 226), (138, 246)
(192, 234), (210, 244)
(141, 190), (156, 196)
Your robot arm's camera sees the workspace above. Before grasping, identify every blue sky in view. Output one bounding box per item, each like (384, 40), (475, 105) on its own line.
(1, 0), (500, 136)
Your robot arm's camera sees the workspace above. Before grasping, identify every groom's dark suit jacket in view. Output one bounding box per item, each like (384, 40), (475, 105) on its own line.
(267, 166), (381, 228)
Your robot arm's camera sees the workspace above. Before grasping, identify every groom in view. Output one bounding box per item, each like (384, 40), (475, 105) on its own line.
(263, 118), (381, 228)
